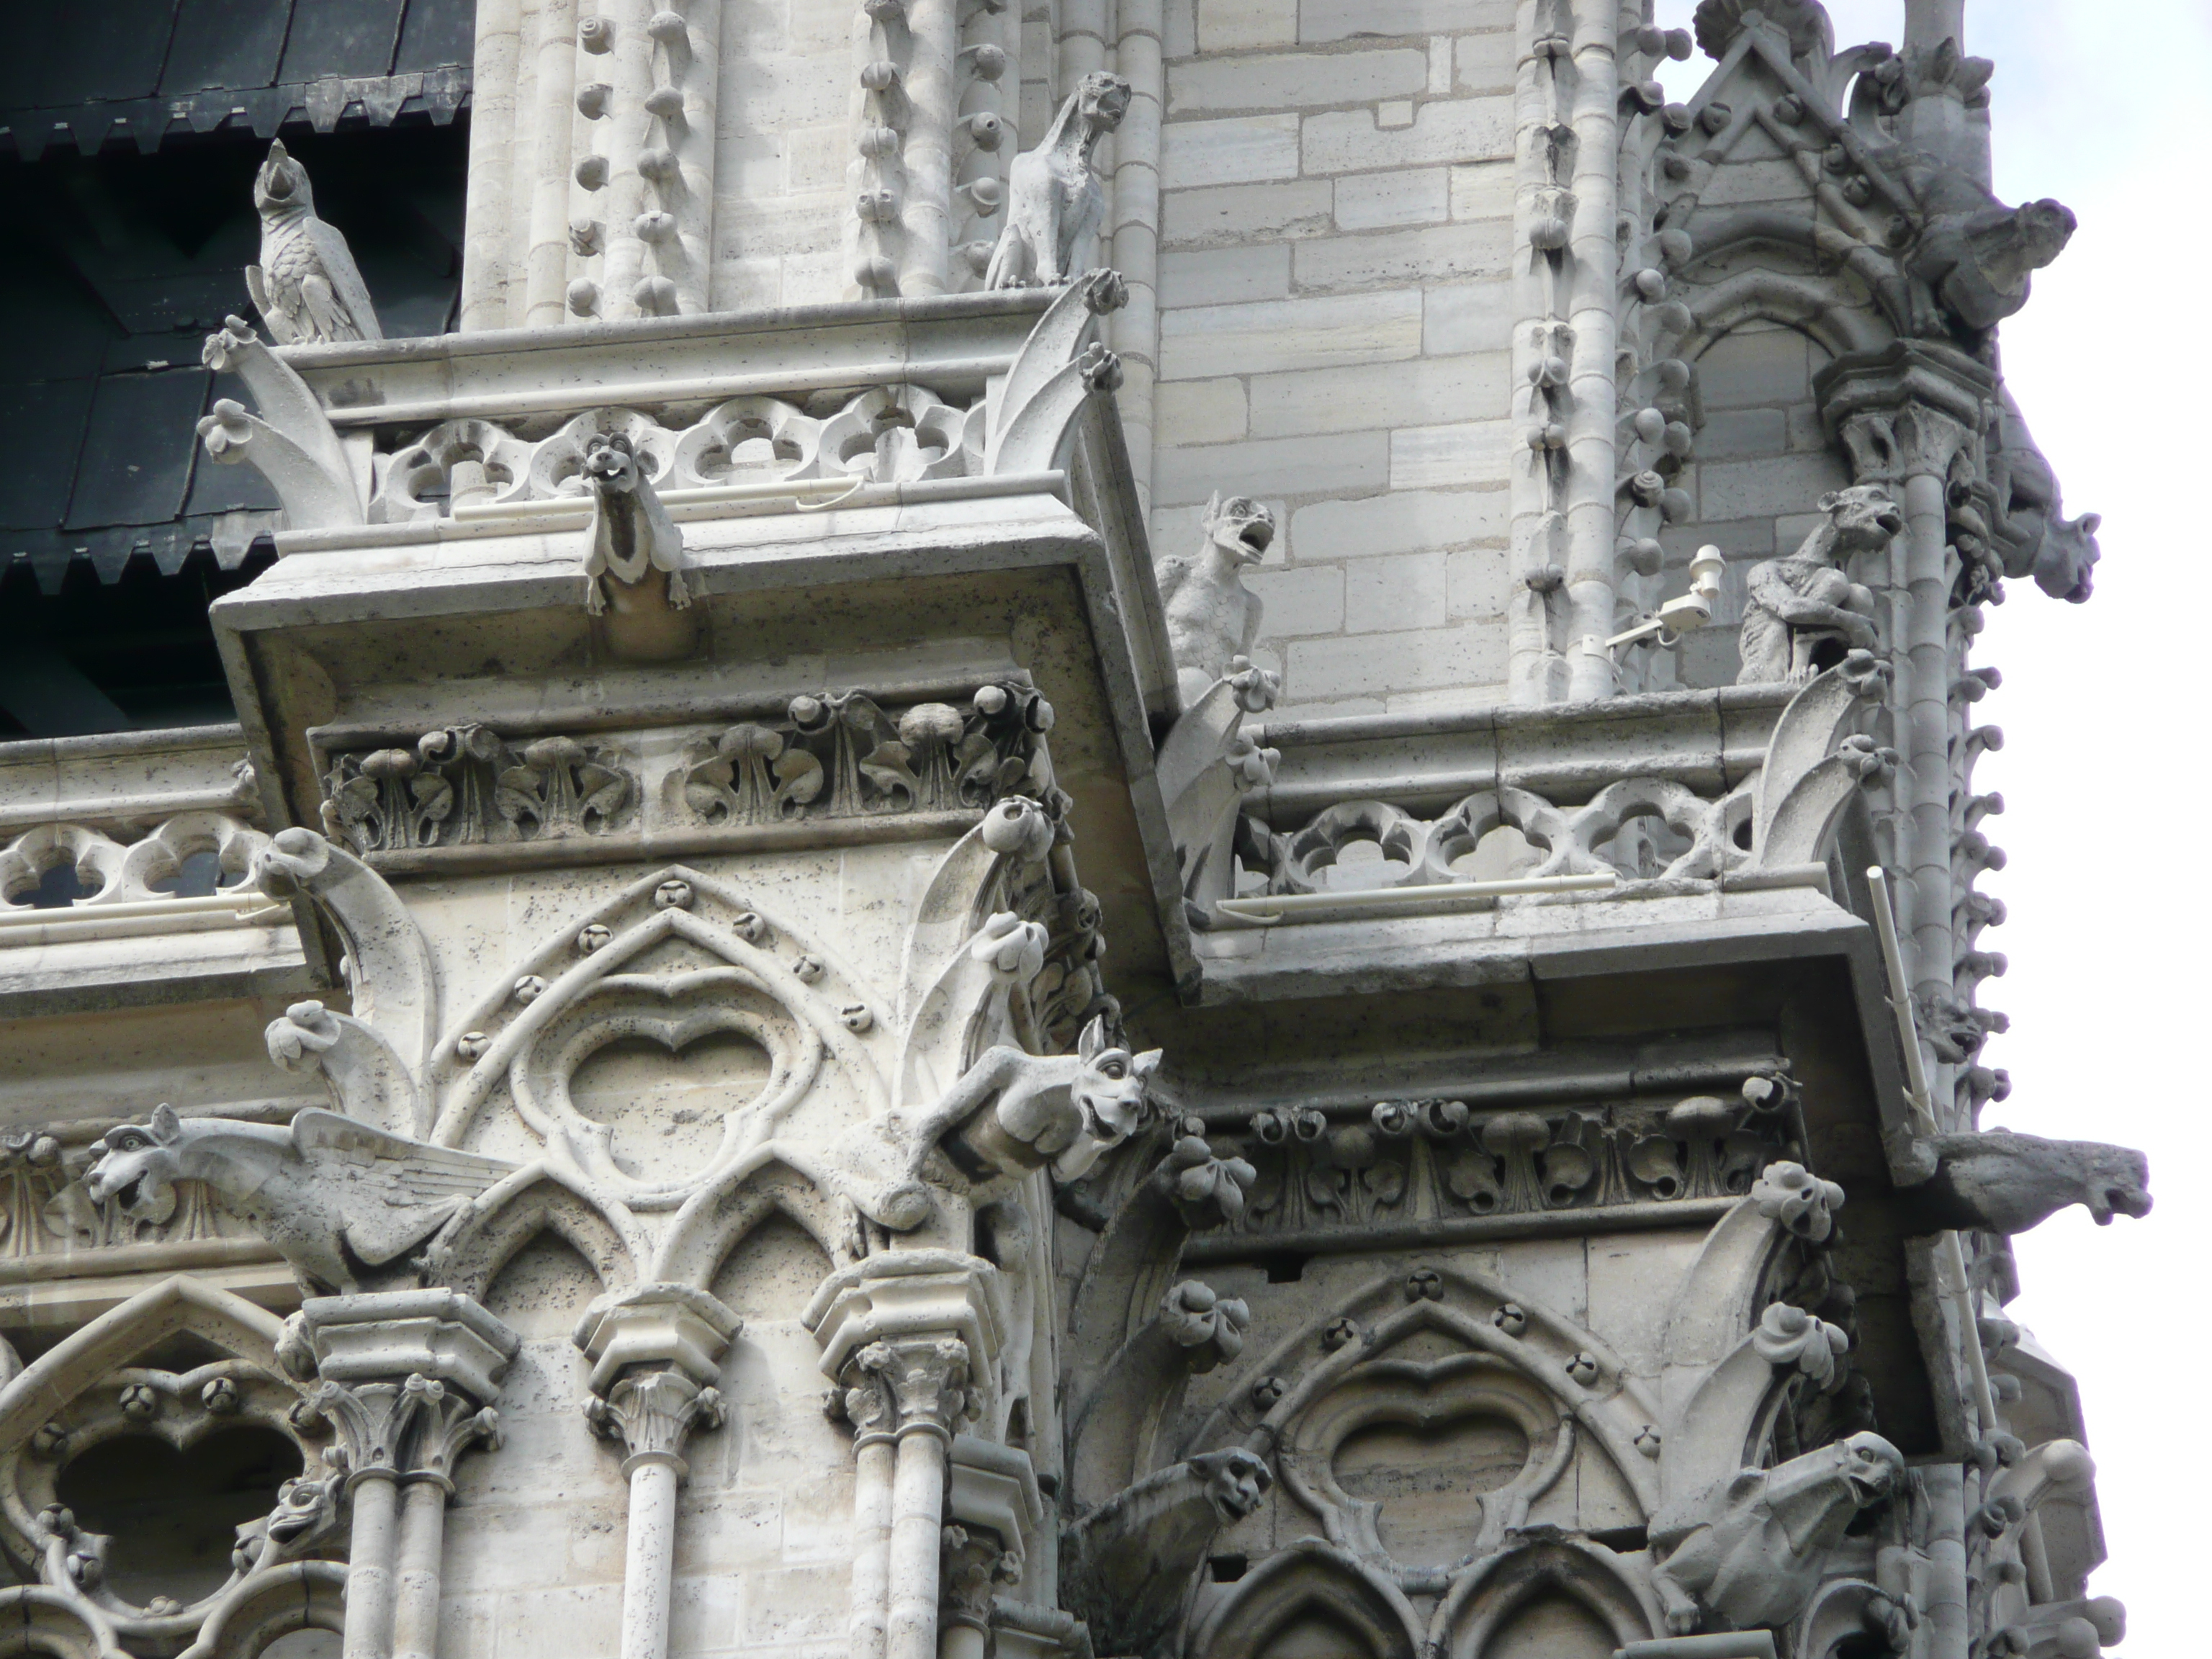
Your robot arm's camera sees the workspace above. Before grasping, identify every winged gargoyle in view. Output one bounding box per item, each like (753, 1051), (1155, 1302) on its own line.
(86, 1105), (516, 1295)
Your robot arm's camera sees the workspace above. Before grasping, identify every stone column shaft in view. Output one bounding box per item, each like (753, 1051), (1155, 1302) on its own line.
(391, 1477), (451, 1659)
(341, 1474), (402, 1659)
(575, 1284), (741, 1659)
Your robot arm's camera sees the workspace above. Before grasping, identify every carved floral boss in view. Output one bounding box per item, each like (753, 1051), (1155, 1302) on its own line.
(315, 684), (1055, 857)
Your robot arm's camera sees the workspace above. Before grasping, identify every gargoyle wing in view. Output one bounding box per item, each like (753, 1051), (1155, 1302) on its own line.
(245, 266), (295, 345)
(304, 219), (383, 341)
(292, 1109), (516, 1266)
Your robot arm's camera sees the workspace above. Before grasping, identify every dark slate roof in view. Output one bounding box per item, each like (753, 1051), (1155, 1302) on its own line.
(0, 0), (475, 161)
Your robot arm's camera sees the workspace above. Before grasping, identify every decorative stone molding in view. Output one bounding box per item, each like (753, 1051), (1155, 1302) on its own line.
(575, 1282), (742, 1398)
(586, 1369), (725, 1478)
(0, 1277), (338, 1659)
(1183, 1079), (1803, 1260)
(679, 685), (1051, 828)
(302, 1372), (501, 1489)
(318, 727), (637, 856)
(284, 1290), (521, 1406)
(0, 812), (274, 918)
(276, 1292), (514, 1659)
(307, 682), (1058, 876)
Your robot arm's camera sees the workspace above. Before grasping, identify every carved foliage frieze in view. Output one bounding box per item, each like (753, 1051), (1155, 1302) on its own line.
(1223, 1083), (1802, 1241)
(679, 683), (1052, 828)
(319, 726), (637, 855)
(315, 683), (1056, 860)
(0, 1128), (259, 1263)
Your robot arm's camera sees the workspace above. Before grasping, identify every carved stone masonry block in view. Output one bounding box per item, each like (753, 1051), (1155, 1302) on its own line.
(805, 1249), (1006, 1398)
(574, 1283), (743, 1395)
(283, 1290), (521, 1406)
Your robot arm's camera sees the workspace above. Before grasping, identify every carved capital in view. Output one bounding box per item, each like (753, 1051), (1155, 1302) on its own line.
(572, 1282), (741, 1395)
(284, 1290), (518, 1402)
(845, 1337), (974, 1446)
(302, 1373), (500, 1492)
(1812, 341), (1994, 484)
(940, 1523), (1020, 1631)
(1835, 402), (1976, 486)
(585, 1368), (725, 1480)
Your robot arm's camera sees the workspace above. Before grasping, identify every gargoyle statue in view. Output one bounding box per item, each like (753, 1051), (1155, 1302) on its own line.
(1888, 1128), (2152, 1236)
(580, 432), (689, 616)
(1990, 392), (2100, 603)
(1890, 148), (2075, 338)
(85, 1104), (518, 1295)
(1736, 486), (1898, 684)
(984, 71), (1133, 289)
(1157, 494), (1277, 706)
(246, 140), (382, 346)
(1061, 1449), (1272, 1658)
(838, 1015), (1161, 1230)
(231, 1472), (343, 1573)
(1650, 1431), (1906, 1635)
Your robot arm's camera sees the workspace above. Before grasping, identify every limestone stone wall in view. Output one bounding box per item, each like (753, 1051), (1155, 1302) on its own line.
(444, 1219), (850, 1659)
(1148, 0), (1516, 715)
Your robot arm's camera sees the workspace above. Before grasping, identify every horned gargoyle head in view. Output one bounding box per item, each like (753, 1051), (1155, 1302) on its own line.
(85, 1102), (186, 1226)
(1070, 1015), (1161, 1154)
(1202, 492), (1276, 568)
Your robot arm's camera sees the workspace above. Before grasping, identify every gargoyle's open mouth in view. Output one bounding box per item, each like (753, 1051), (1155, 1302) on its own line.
(1239, 518), (1274, 556)
(1847, 1472), (1889, 1505)
(111, 1174), (146, 1213)
(1875, 511), (1905, 537)
(2093, 1186), (2152, 1223)
(269, 1507), (320, 1544)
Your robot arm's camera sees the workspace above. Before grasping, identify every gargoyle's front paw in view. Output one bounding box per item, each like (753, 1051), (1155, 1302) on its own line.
(1665, 1608), (1701, 1637)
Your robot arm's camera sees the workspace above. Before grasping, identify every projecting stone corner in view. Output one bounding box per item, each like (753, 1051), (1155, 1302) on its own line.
(1169, 658), (1897, 999)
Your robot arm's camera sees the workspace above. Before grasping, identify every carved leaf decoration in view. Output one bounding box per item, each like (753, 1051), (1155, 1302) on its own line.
(1539, 1142), (1596, 1206)
(1361, 1160), (1406, 1208)
(683, 756), (737, 819)
(858, 741), (920, 811)
(1445, 1147), (1503, 1211)
(410, 773), (454, 822)
(773, 748), (824, 811)
(1718, 1130), (1773, 1196)
(1626, 1133), (1686, 1200)
(575, 763), (631, 826)
(330, 775), (380, 825)
(495, 768), (546, 828)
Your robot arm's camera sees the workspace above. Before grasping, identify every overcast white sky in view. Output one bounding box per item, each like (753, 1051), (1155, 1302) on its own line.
(1650, 4), (2211, 1651)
